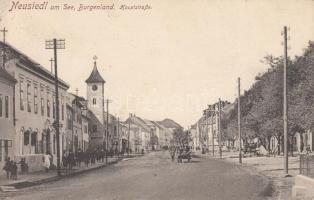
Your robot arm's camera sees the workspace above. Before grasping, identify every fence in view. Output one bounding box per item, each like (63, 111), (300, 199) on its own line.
(300, 154), (314, 178)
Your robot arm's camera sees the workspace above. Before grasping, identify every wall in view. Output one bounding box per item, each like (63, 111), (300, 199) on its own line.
(6, 59), (68, 170)
(0, 77), (15, 176)
(292, 175), (314, 200)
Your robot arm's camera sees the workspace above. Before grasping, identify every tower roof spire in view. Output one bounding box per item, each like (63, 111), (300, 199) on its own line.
(85, 55), (105, 83)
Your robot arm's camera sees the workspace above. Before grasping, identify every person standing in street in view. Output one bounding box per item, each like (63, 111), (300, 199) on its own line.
(43, 154), (51, 172)
(68, 150), (75, 170)
(169, 146), (176, 162)
(11, 162), (18, 180)
(3, 157), (11, 179)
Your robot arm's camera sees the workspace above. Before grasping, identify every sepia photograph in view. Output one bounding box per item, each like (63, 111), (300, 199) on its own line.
(0, 0), (313, 199)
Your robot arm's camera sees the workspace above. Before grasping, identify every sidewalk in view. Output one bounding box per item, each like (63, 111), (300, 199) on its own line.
(197, 151), (299, 200)
(0, 155), (138, 191)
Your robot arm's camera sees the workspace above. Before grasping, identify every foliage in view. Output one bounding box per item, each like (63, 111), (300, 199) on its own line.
(172, 128), (190, 146)
(222, 41), (314, 147)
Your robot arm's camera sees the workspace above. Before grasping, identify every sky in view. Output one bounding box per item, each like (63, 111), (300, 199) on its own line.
(0, 0), (313, 128)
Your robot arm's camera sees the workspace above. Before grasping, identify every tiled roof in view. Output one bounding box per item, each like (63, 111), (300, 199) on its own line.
(0, 67), (16, 83)
(0, 41), (69, 88)
(126, 115), (150, 132)
(158, 118), (182, 129)
(85, 61), (105, 83)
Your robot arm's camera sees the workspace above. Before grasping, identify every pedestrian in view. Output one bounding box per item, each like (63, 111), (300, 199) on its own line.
(62, 152), (68, 169)
(170, 146), (176, 162)
(9, 160), (14, 179)
(101, 149), (105, 162)
(19, 158), (28, 174)
(49, 153), (54, 169)
(11, 162), (18, 180)
(68, 150), (75, 170)
(84, 151), (90, 167)
(3, 157), (11, 179)
(43, 154), (51, 172)
(91, 152), (96, 165)
(77, 148), (83, 167)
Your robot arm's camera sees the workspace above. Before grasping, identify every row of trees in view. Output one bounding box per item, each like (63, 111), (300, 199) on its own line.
(221, 41), (314, 154)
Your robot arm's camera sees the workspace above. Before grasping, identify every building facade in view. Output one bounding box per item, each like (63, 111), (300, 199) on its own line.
(0, 67), (16, 174)
(2, 42), (70, 171)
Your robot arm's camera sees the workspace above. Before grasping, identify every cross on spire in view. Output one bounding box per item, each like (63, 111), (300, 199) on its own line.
(0, 27), (8, 44)
(93, 55), (98, 62)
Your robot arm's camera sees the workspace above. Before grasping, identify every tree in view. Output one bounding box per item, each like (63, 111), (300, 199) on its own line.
(221, 41), (314, 155)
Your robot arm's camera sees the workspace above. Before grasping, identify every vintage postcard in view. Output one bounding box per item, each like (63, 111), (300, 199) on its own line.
(0, 0), (313, 199)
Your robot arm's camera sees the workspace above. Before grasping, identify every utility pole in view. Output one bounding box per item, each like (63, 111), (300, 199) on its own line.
(1, 27), (8, 68)
(283, 26), (289, 176)
(117, 117), (119, 159)
(45, 38), (65, 177)
(105, 99), (112, 164)
(128, 113), (131, 156)
(205, 110), (209, 152)
(238, 78), (242, 164)
(210, 105), (214, 157)
(218, 99), (222, 159)
(49, 58), (54, 74)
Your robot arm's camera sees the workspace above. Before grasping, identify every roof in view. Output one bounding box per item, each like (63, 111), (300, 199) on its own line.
(125, 115), (150, 132)
(0, 41), (69, 89)
(143, 119), (155, 127)
(158, 118), (182, 129)
(85, 61), (105, 83)
(150, 121), (165, 130)
(0, 67), (16, 83)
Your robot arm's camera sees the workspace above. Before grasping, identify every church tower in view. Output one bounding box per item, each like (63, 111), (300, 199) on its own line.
(85, 56), (105, 124)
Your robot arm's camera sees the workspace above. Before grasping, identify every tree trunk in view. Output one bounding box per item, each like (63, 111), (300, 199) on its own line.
(300, 133), (304, 152)
(289, 136), (293, 157)
(276, 135), (281, 156)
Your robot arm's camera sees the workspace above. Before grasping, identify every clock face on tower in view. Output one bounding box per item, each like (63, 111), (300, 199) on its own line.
(92, 85), (98, 91)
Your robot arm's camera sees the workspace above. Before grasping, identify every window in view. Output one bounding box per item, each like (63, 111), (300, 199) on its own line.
(0, 95), (2, 117)
(61, 103), (64, 120)
(4, 140), (8, 159)
(0, 141), (2, 161)
(5, 96), (8, 118)
(67, 110), (72, 130)
(47, 100), (50, 117)
(92, 125), (97, 132)
(53, 135), (56, 154)
(20, 78), (24, 110)
(24, 131), (30, 145)
(92, 85), (98, 91)
(84, 125), (87, 133)
(27, 82), (31, 112)
(92, 98), (96, 105)
(34, 85), (38, 114)
(31, 132), (37, 146)
(53, 97), (55, 119)
(41, 98), (44, 116)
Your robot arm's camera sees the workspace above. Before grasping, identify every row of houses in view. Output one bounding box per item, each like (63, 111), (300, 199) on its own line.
(0, 41), (180, 175)
(189, 103), (226, 152)
(189, 101), (314, 154)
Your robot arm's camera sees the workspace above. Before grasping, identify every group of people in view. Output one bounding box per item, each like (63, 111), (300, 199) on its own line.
(62, 147), (115, 169)
(169, 145), (192, 162)
(2, 157), (28, 180)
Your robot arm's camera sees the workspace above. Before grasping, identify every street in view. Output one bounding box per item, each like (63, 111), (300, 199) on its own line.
(1, 151), (271, 200)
